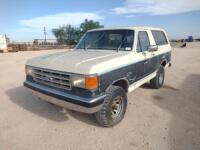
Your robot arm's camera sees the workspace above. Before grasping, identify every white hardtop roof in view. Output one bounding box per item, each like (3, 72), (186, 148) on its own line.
(88, 26), (164, 32)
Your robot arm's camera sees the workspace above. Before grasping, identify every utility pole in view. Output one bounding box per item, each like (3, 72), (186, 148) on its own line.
(43, 27), (47, 43)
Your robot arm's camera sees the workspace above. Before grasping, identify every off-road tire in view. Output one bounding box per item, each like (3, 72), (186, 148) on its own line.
(150, 66), (165, 89)
(95, 85), (127, 127)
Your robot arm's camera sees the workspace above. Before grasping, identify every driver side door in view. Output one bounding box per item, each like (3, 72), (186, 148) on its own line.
(135, 31), (151, 81)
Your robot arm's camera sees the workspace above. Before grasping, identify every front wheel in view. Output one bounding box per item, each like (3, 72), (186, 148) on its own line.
(95, 86), (127, 127)
(150, 66), (165, 89)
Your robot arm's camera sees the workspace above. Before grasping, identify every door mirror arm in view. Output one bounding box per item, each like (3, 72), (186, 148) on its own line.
(148, 45), (158, 52)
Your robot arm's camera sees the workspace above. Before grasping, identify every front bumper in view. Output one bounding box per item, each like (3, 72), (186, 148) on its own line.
(24, 81), (106, 113)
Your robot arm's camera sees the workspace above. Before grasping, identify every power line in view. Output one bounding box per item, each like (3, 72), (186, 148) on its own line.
(43, 27), (47, 42)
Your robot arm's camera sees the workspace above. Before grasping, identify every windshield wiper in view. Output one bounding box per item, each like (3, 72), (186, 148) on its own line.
(117, 43), (123, 52)
(84, 39), (86, 50)
(117, 39), (125, 52)
(117, 31), (128, 52)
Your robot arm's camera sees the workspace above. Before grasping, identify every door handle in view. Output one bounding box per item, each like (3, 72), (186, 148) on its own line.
(144, 60), (149, 64)
(142, 51), (147, 56)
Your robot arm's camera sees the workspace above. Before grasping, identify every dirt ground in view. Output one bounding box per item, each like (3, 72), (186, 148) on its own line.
(0, 45), (200, 150)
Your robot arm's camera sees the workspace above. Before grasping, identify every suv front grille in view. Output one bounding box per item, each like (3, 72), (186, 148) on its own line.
(32, 68), (71, 90)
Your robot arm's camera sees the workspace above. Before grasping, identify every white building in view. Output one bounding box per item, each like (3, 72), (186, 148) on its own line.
(0, 35), (9, 52)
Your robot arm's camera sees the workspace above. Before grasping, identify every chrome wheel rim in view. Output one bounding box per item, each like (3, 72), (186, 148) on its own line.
(111, 96), (123, 118)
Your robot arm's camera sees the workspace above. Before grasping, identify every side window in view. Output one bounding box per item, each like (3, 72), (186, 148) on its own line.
(151, 30), (168, 46)
(136, 31), (150, 52)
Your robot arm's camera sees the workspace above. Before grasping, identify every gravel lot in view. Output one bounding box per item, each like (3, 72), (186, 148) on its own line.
(0, 45), (200, 150)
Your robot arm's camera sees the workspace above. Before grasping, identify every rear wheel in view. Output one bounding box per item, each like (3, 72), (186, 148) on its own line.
(95, 86), (127, 127)
(150, 66), (165, 89)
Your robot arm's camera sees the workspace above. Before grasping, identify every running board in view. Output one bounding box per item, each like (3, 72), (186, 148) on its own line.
(128, 72), (157, 93)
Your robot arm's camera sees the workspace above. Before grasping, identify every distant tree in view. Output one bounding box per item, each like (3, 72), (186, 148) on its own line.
(80, 19), (104, 34)
(52, 25), (81, 45)
(52, 27), (66, 44)
(52, 19), (104, 45)
(63, 25), (82, 45)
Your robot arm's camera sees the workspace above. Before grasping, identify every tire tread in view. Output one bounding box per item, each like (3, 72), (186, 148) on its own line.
(95, 86), (127, 127)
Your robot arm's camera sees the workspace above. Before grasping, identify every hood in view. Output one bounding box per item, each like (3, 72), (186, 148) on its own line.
(26, 49), (131, 74)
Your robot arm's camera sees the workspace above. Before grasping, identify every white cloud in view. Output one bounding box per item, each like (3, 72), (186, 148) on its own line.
(20, 12), (104, 29)
(112, 0), (200, 15)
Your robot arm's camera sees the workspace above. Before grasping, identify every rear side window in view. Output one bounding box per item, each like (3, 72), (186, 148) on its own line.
(137, 31), (150, 52)
(151, 30), (168, 46)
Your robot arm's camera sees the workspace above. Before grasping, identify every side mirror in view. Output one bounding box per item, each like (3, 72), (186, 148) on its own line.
(148, 45), (158, 52)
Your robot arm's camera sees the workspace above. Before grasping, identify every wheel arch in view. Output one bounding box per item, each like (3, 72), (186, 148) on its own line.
(108, 78), (129, 93)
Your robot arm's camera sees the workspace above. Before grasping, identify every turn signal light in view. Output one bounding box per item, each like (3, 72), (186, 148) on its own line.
(85, 76), (98, 89)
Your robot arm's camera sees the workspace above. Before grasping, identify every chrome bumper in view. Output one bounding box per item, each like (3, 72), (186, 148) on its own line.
(24, 81), (106, 114)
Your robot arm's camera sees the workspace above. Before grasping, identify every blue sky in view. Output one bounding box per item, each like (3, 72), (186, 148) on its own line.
(0, 0), (200, 42)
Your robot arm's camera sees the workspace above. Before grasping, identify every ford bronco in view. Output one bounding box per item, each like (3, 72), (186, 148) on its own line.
(24, 26), (171, 127)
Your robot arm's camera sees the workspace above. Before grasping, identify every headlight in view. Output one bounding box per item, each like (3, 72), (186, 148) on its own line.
(25, 66), (33, 76)
(71, 75), (85, 88)
(71, 75), (98, 90)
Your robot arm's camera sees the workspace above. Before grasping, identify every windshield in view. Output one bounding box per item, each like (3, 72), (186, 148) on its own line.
(75, 30), (134, 51)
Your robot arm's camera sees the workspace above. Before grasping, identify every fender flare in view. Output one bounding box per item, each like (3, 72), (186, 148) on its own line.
(106, 78), (129, 92)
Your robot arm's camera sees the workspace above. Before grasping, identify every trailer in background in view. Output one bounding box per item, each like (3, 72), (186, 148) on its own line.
(0, 35), (8, 53)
